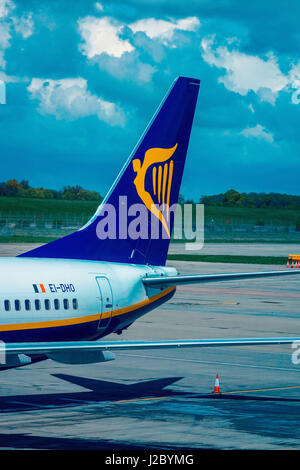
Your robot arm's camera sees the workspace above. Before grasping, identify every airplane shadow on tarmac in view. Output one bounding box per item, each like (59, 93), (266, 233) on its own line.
(1, 374), (300, 449)
(0, 373), (299, 415)
(0, 433), (175, 450)
(0, 375), (185, 413)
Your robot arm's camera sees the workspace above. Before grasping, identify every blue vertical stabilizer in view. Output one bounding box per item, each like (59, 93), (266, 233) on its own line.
(20, 77), (200, 265)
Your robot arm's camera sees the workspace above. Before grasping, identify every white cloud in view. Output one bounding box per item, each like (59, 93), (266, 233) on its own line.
(0, 1), (14, 68)
(0, 70), (19, 82)
(12, 13), (34, 39)
(77, 14), (200, 81)
(201, 37), (300, 106)
(0, 0), (14, 19)
(78, 16), (134, 59)
(0, 1), (34, 70)
(27, 77), (125, 126)
(77, 15), (156, 82)
(201, 37), (288, 104)
(0, 21), (10, 50)
(129, 16), (200, 42)
(94, 2), (103, 12)
(96, 53), (156, 83)
(241, 124), (274, 143)
(0, 20), (11, 68)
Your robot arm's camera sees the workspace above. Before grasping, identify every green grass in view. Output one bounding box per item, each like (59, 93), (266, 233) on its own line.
(0, 236), (299, 244)
(167, 254), (287, 265)
(0, 196), (299, 224)
(193, 239), (300, 243)
(0, 196), (300, 244)
(0, 236), (57, 243)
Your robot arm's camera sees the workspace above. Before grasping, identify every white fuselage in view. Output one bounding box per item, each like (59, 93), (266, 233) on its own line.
(0, 257), (177, 345)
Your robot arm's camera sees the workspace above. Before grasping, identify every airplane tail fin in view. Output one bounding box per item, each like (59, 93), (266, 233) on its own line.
(20, 77), (200, 265)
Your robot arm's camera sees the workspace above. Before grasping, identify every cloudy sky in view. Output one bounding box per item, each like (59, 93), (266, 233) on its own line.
(1, 0), (300, 199)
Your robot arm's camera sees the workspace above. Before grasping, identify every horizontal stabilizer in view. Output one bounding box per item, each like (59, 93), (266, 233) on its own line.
(142, 269), (300, 287)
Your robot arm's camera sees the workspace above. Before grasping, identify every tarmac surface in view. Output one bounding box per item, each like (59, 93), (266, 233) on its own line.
(1, 242), (300, 257)
(0, 243), (300, 449)
(169, 242), (300, 256)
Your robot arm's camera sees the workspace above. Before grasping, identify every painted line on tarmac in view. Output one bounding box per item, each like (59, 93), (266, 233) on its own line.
(218, 302), (239, 305)
(112, 385), (300, 404)
(111, 385), (300, 404)
(226, 384), (300, 394)
(119, 353), (298, 372)
(114, 396), (171, 404)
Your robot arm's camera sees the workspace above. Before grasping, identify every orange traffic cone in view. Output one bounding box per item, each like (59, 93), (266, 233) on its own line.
(291, 260), (295, 268)
(286, 259), (290, 268)
(213, 374), (221, 394)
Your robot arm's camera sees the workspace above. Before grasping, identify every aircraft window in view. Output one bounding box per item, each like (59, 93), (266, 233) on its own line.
(14, 300), (21, 311)
(54, 299), (60, 310)
(44, 299), (50, 310)
(35, 299), (41, 311)
(4, 300), (10, 311)
(63, 299), (69, 310)
(25, 299), (31, 311)
(72, 298), (78, 310)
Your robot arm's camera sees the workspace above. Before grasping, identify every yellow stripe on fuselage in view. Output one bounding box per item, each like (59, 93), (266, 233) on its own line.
(0, 286), (175, 332)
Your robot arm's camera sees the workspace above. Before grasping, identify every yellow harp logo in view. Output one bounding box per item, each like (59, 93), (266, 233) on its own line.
(132, 143), (178, 238)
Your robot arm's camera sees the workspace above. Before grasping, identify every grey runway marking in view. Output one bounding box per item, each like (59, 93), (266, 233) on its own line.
(119, 353), (299, 372)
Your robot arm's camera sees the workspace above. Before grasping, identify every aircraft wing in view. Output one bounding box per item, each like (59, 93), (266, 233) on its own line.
(2, 337), (300, 357)
(142, 269), (300, 287)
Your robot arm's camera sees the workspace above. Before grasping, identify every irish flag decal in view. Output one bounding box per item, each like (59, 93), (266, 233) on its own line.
(33, 283), (46, 293)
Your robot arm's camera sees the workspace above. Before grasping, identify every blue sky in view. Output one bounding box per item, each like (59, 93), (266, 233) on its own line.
(1, 0), (300, 200)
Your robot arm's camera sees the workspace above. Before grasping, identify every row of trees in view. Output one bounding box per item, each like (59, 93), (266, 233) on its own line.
(1, 181), (299, 209)
(199, 189), (300, 209)
(0, 179), (102, 201)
